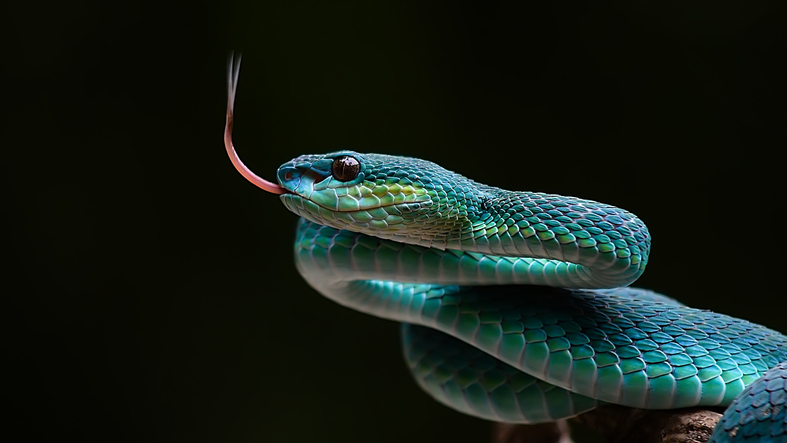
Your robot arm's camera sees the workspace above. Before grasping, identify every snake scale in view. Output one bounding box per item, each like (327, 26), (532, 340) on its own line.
(224, 56), (786, 442)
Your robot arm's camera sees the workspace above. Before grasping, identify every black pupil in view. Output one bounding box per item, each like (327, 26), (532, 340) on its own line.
(331, 156), (360, 181)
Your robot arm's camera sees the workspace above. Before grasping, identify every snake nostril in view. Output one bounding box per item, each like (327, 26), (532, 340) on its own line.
(284, 171), (293, 181)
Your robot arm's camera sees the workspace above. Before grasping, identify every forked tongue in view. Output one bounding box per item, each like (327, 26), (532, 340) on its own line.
(224, 53), (287, 195)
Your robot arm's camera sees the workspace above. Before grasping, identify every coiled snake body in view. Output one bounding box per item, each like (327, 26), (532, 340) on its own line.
(225, 58), (786, 442)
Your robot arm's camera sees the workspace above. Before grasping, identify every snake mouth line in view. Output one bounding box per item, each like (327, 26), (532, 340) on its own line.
(284, 193), (408, 214)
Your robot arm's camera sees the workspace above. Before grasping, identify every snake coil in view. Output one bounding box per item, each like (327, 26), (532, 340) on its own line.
(225, 55), (786, 442)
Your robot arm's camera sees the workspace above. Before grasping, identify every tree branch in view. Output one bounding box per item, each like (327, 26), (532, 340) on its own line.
(492, 406), (723, 443)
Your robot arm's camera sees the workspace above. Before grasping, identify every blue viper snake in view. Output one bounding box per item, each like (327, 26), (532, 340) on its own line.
(224, 57), (786, 442)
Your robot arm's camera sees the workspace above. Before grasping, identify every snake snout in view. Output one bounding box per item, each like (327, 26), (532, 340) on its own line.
(275, 161), (335, 199)
(275, 165), (303, 194)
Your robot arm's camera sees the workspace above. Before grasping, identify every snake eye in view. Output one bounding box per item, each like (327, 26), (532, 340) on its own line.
(331, 155), (360, 181)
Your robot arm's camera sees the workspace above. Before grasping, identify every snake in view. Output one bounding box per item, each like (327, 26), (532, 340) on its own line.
(224, 56), (787, 442)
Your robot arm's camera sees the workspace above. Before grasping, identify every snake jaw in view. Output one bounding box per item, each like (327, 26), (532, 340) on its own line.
(224, 52), (288, 195)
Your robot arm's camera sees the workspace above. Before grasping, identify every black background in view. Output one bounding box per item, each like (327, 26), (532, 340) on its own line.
(6, 1), (786, 442)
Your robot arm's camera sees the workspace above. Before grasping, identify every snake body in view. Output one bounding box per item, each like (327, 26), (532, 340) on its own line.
(224, 58), (786, 442)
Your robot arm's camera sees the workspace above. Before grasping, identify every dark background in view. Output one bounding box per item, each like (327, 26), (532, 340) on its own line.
(6, 1), (786, 442)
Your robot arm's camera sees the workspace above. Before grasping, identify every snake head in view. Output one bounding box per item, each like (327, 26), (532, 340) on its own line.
(274, 151), (483, 247)
(224, 56), (482, 247)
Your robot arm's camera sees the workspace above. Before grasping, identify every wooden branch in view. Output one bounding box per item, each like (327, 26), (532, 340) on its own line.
(492, 406), (723, 443)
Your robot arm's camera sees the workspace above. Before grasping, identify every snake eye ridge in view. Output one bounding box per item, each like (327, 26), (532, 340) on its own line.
(331, 155), (360, 181)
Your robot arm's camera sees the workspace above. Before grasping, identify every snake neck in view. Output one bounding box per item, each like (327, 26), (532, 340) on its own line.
(365, 180), (651, 288)
(444, 186), (651, 287)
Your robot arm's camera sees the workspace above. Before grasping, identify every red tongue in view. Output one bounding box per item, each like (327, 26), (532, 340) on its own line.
(224, 53), (287, 195)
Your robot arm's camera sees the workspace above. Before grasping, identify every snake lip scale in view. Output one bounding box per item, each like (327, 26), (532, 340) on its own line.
(225, 56), (787, 442)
